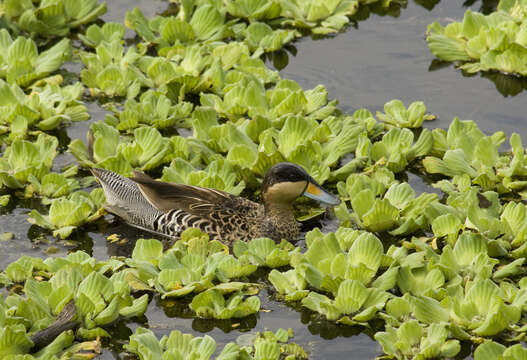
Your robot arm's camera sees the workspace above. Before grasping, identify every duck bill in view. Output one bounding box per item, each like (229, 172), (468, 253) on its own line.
(303, 181), (341, 206)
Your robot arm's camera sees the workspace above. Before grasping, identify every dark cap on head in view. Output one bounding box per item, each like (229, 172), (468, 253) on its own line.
(262, 162), (311, 192)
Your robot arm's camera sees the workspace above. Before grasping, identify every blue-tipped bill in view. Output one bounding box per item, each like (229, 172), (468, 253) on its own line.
(303, 181), (341, 206)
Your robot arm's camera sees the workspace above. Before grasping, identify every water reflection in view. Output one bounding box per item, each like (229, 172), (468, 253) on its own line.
(414, 0), (440, 10)
(462, 0), (499, 14)
(480, 72), (527, 97)
(429, 59), (527, 97)
(157, 295), (259, 333)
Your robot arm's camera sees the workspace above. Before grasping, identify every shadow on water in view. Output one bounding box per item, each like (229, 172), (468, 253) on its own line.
(429, 60), (527, 97)
(462, 0), (499, 14)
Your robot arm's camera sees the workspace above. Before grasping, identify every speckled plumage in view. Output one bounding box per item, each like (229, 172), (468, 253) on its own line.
(91, 168), (302, 243)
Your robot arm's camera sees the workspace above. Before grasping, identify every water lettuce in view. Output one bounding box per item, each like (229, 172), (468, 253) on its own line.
(233, 237), (300, 268)
(2, 0), (107, 37)
(190, 288), (260, 319)
(28, 189), (105, 238)
(104, 90), (193, 131)
(80, 40), (150, 98)
(375, 321), (460, 359)
(125, 233), (259, 301)
(0, 133), (57, 189)
(0, 30), (71, 87)
(0, 251), (148, 358)
(79, 22), (125, 48)
(475, 342), (527, 360)
(126, 326), (307, 360)
(69, 122), (178, 175)
(376, 99), (435, 128)
(0, 80), (89, 144)
(426, 1), (527, 76)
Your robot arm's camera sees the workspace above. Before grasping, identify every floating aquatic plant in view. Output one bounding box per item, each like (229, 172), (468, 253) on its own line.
(376, 99), (435, 129)
(28, 189), (105, 238)
(80, 40), (150, 98)
(1, 0), (107, 37)
(0, 251), (147, 357)
(124, 232), (260, 302)
(233, 237), (299, 268)
(0, 30), (71, 87)
(78, 22), (125, 48)
(125, 5), (231, 49)
(190, 288), (260, 319)
(338, 172), (439, 234)
(375, 321), (461, 359)
(0, 133), (57, 189)
(426, 1), (527, 76)
(0, 80), (89, 144)
(161, 158), (247, 195)
(125, 326), (307, 360)
(104, 90), (193, 131)
(69, 122), (178, 175)
(474, 341), (527, 360)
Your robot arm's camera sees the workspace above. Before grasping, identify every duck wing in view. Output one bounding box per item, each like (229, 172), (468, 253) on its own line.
(131, 171), (256, 218)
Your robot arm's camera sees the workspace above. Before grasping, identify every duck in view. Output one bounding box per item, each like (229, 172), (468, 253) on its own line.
(91, 162), (340, 243)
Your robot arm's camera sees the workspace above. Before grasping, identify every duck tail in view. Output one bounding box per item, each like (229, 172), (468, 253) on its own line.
(91, 168), (163, 229)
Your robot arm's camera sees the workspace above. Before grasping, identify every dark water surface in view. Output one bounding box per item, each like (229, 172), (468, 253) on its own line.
(1, 0), (524, 358)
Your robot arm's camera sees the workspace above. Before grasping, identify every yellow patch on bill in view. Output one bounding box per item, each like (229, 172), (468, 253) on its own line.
(307, 182), (322, 196)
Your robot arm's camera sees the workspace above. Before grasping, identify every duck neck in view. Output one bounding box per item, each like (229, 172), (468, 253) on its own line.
(263, 199), (295, 221)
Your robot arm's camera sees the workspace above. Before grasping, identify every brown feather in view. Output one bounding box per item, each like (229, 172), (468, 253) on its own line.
(131, 171), (249, 217)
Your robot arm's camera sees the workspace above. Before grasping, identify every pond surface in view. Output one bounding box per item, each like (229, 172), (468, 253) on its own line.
(1, 0), (525, 359)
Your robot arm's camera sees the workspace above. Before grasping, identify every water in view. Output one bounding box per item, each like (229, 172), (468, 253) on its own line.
(0, 0), (523, 358)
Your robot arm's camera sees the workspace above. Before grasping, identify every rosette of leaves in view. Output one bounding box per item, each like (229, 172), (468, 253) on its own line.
(496, 133), (527, 197)
(27, 169), (80, 202)
(161, 158), (246, 195)
(125, 327), (307, 360)
(269, 228), (392, 323)
(362, 127), (434, 173)
(423, 118), (508, 192)
(104, 90), (193, 131)
(437, 232), (498, 283)
(125, 328), (218, 360)
(78, 22), (125, 48)
(376, 99), (435, 128)
(236, 22), (299, 56)
(125, 232), (259, 300)
(1, 251), (148, 343)
(0, 323), (98, 359)
(475, 342), (527, 360)
(2, 0), (107, 37)
(201, 78), (338, 122)
(500, 200), (527, 256)
(195, 92), (382, 183)
(0, 81), (89, 144)
(448, 278), (524, 337)
(338, 173), (439, 234)
(136, 44), (223, 98)
(301, 278), (390, 325)
(190, 288), (260, 319)
(0, 30), (71, 87)
(69, 122), (177, 175)
(375, 321), (461, 359)
(223, 0), (282, 21)
(125, 5), (231, 51)
(80, 40), (151, 98)
(278, 0), (360, 34)
(28, 189), (105, 238)
(0, 133), (57, 189)
(426, 2), (527, 76)
(233, 237), (300, 268)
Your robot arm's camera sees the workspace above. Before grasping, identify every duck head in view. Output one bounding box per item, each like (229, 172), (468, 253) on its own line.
(261, 162), (340, 207)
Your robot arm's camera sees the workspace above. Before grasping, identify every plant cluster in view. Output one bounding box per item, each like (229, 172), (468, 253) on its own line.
(427, 0), (527, 76)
